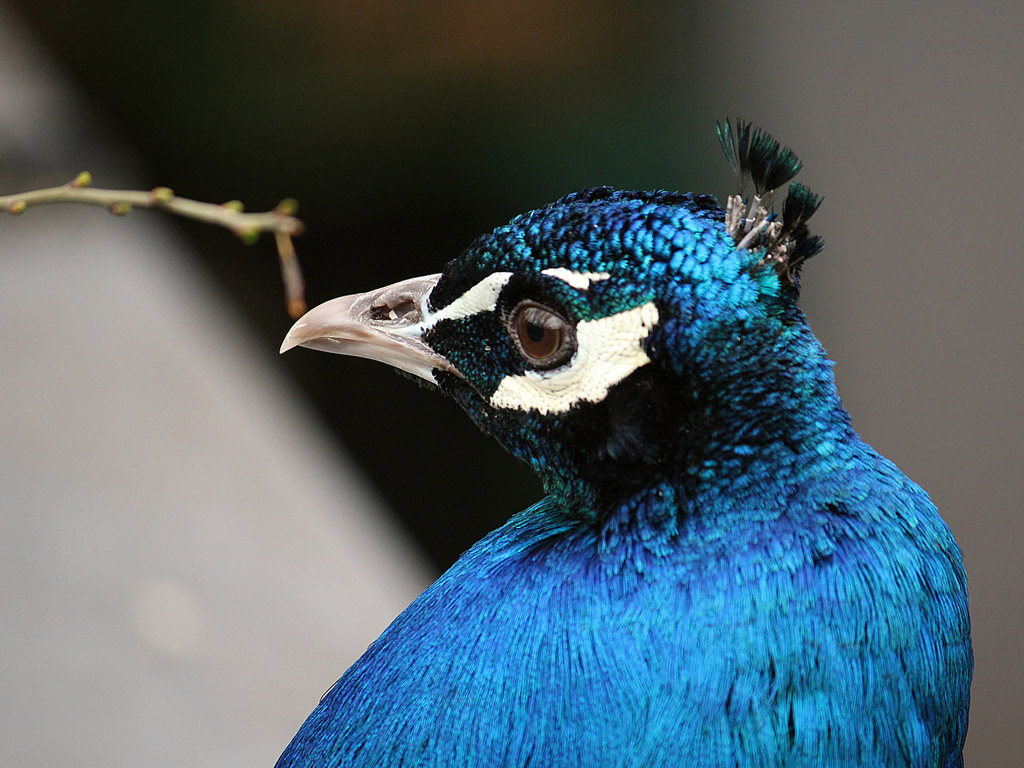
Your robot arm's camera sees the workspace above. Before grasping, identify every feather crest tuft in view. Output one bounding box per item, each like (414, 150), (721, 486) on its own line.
(716, 119), (824, 285)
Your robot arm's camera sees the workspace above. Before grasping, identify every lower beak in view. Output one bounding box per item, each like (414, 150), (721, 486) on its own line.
(280, 273), (457, 384)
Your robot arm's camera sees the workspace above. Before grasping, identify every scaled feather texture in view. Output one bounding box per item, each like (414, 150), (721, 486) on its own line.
(278, 122), (971, 767)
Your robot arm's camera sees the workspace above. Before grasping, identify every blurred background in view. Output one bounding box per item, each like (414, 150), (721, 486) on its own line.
(0, 1), (1020, 764)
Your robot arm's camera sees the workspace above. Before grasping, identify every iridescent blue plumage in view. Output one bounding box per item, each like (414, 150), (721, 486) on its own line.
(278, 137), (971, 766)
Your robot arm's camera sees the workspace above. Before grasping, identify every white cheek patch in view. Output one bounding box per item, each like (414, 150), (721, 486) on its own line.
(541, 268), (611, 291)
(489, 301), (659, 414)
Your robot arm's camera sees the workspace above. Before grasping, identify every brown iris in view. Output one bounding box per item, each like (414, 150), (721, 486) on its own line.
(508, 301), (576, 368)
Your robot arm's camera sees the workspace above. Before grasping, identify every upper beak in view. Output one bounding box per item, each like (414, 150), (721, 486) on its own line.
(280, 273), (458, 384)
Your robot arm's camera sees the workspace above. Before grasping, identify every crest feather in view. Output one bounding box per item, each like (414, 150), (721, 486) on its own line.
(716, 119), (824, 285)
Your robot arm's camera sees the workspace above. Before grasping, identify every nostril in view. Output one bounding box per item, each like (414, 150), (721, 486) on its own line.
(369, 296), (420, 324)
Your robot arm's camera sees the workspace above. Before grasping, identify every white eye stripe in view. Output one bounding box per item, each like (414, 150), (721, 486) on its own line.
(489, 301), (659, 414)
(541, 268), (611, 291)
(396, 271), (514, 341)
(420, 268), (607, 332)
(425, 271), (513, 326)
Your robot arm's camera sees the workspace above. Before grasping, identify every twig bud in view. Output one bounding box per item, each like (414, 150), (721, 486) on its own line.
(222, 199), (245, 213)
(150, 186), (174, 203)
(108, 202), (132, 216)
(275, 198), (299, 216)
(72, 171), (93, 188)
(236, 227), (259, 245)
(7, 200), (27, 215)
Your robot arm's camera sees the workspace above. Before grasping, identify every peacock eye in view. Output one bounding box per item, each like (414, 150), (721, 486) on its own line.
(507, 301), (576, 369)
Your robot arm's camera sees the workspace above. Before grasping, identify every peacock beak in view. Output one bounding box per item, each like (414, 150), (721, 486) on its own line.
(280, 273), (459, 384)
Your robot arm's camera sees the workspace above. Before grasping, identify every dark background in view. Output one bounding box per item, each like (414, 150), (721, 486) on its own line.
(4, 1), (1021, 763)
(12, 0), (728, 567)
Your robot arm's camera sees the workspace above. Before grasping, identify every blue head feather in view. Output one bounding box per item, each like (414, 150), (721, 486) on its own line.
(426, 187), (844, 520)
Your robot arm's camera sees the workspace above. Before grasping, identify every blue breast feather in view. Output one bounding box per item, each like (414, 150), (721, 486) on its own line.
(277, 450), (969, 767)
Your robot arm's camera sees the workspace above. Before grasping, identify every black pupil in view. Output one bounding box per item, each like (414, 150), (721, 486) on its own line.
(526, 320), (546, 344)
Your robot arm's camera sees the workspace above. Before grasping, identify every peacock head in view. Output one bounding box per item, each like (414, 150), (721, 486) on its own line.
(282, 122), (838, 515)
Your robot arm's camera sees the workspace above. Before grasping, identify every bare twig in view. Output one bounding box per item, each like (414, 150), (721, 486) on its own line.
(0, 172), (308, 317)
